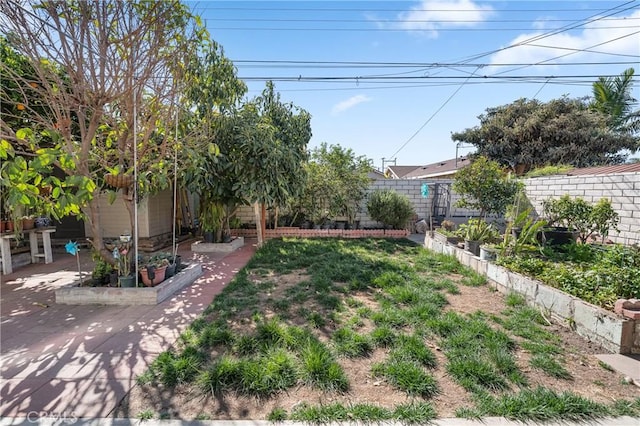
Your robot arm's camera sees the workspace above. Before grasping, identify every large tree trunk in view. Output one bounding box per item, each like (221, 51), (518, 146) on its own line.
(86, 196), (117, 266)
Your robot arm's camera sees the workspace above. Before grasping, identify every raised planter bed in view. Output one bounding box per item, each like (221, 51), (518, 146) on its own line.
(424, 234), (638, 354)
(55, 262), (203, 305)
(191, 236), (245, 253)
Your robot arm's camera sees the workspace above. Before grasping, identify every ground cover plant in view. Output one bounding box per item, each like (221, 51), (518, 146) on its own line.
(118, 238), (640, 422)
(497, 243), (640, 310)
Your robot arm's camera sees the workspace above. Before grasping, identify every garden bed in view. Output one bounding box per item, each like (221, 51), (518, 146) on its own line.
(424, 234), (639, 354)
(116, 238), (639, 422)
(55, 262), (203, 305)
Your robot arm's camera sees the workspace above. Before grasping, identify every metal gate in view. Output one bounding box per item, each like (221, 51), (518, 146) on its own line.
(432, 183), (451, 220)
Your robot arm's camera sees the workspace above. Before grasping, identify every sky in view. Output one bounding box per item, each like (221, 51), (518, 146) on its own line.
(187, 0), (640, 169)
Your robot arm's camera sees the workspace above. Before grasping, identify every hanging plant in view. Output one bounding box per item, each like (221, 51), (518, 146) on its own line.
(104, 173), (134, 188)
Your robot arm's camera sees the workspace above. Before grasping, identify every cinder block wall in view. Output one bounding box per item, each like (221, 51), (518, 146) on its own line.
(524, 172), (640, 245)
(233, 178), (480, 229)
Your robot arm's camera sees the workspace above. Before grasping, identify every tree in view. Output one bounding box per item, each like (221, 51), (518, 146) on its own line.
(182, 82), (311, 246)
(451, 97), (639, 173)
(591, 68), (640, 135)
(452, 156), (521, 217)
(300, 143), (372, 226)
(0, 1), (229, 261)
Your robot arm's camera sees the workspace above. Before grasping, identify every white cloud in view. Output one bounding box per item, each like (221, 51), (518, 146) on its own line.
(332, 95), (372, 115)
(396, 0), (494, 38)
(488, 10), (640, 71)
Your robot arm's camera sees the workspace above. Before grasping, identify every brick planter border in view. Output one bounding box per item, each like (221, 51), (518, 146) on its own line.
(424, 234), (638, 354)
(231, 228), (409, 239)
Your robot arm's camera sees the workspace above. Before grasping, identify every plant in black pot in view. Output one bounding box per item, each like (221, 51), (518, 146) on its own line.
(457, 218), (499, 256)
(541, 195), (579, 246)
(200, 200), (224, 243)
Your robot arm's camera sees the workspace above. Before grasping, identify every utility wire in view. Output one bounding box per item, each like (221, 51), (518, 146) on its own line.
(207, 25), (639, 32)
(387, 67), (481, 160)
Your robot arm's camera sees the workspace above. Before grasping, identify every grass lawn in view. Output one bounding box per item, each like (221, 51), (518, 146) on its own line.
(121, 238), (640, 422)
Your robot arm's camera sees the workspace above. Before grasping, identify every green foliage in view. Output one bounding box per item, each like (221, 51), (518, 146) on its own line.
(452, 97), (639, 170)
(366, 189), (415, 229)
(498, 244), (640, 310)
(452, 156), (522, 217)
(543, 195), (619, 243)
(299, 339), (349, 392)
(591, 68), (640, 134)
(525, 164), (574, 178)
(331, 327), (373, 358)
(372, 358), (440, 398)
(456, 218), (499, 243)
(0, 2), (243, 260)
(267, 407), (288, 422)
(298, 143), (372, 225)
(458, 387), (612, 422)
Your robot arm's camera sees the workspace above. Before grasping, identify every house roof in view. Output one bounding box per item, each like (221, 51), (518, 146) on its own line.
(385, 165), (422, 179)
(403, 156), (470, 179)
(566, 163), (640, 176)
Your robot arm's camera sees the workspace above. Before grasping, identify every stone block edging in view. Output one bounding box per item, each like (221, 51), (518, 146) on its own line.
(424, 234), (637, 354)
(55, 263), (203, 305)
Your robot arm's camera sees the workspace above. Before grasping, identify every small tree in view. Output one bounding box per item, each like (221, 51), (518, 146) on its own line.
(300, 143), (372, 225)
(453, 157), (521, 218)
(367, 189), (415, 230)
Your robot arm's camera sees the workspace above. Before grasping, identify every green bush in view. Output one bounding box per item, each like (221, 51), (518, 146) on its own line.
(366, 189), (415, 229)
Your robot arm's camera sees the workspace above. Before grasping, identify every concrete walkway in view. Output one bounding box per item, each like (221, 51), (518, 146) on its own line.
(0, 239), (257, 418)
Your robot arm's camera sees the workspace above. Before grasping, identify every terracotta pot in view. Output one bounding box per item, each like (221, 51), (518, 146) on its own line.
(140, 265), (167, 287)
(22, 218), (35, 230)
(0, 221), (5, 233)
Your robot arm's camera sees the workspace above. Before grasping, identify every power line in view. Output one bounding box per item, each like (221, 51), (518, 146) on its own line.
(232, 60), (639, 69)
(202, 17), (640, 24)
(194, 5), (630, 13)
(387, 67), (481, 160)
(237, 74), (637, 82)
(207, 25), (639, 32)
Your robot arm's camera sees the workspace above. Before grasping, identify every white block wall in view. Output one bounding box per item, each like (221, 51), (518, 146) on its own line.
(232, 178), (481, 229)
(524, 172), (640, 245)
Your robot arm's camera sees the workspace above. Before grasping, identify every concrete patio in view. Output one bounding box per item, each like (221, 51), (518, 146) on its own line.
(0, 239), (257, 418)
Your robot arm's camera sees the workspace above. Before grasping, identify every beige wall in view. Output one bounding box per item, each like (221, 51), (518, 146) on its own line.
(84, 189), (173, 239)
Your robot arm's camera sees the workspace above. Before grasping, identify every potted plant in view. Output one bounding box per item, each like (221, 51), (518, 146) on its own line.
(113, 242), (134, 288)
(500, 209), (547, 257)
(199, 200), (225, 243)
(140, 257), (169, 287)
(479, 243), (499, 261)
(541, 195), (580, 245)
(434, 220), (459, 244)
(456, 218), (499, 256)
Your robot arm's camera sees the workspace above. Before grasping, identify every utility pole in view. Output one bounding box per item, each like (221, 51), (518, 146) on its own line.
(381, 157), (396, 173)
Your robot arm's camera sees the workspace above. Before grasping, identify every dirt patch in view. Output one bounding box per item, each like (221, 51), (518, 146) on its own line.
(117, 268), (639, 421)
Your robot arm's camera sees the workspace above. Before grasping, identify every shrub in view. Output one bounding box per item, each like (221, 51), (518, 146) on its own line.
(367, 189), (415, 229)
(453, 156), (522, 217)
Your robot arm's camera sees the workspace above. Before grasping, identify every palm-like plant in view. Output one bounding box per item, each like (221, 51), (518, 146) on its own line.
(591, 68), (640, 134)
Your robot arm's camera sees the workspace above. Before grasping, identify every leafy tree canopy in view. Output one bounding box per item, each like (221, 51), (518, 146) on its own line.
(452, 156), (522, 217)
(451, 96), (639, 173)
(299, 143), (372, 224)
(0, 0), (242, 261)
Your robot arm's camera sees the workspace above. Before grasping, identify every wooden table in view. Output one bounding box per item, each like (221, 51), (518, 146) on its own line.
(0, 227), (56, 275)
